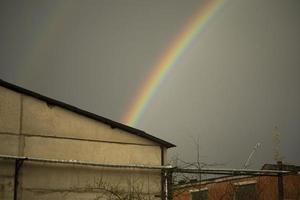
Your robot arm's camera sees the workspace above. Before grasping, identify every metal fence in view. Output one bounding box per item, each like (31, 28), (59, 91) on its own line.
(0, 154), (172, 200)
(0, 154), (296, 200)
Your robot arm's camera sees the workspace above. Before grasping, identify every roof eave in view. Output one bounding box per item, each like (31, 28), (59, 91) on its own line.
(0, 79), (176, 148)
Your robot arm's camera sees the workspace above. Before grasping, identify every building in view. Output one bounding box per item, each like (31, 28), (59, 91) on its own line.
(0, 79), (175, 200)
(173, 164), (300, 200)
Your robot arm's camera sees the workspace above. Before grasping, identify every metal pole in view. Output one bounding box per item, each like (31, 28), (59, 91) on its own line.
(167, 170), (173, 200)
(277, 161), (284, 200)
(165, 170), (168, 200)
(13, 159), (18, 200)
(13, 159), (24, 200)
(161, 169), (166, 200)
(173, 167), (290, 177)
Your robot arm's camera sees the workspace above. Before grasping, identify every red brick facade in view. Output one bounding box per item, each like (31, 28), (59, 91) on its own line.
(174, 174), (300, 200)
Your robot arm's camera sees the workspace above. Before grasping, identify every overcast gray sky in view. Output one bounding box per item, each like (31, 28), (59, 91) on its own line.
(1, 0), (300, 168)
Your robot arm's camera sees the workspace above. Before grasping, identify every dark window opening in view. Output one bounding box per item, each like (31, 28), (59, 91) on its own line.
(235, 183), (257, 200)
(191, 189), (208, 200)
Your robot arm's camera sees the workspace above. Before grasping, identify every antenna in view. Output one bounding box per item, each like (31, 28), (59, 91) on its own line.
(243, 142), (261, 169)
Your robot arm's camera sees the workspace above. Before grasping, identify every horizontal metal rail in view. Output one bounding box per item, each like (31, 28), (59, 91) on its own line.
(0, 154), (295, 176)
(173, 167), (292, 176)
(0, 154), (172, 170)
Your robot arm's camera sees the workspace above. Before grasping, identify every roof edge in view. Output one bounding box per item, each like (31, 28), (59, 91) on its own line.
(0, 79), (175, 148)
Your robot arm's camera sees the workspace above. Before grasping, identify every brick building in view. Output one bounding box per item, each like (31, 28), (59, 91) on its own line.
(174, 164), (300, 200)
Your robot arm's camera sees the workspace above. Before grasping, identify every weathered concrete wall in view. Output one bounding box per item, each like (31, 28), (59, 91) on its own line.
(23, 136), (161, 165)
(0, 86), (21, 134)
(0, 86), (20, 200)
(21, 95), (157, 146)
(0, 160), (14, 200)
(0, 85), (167, 200)
(19, 162), (162, 200)
(0, 86), (21, 155)
(0, 134), (19, 155)
(20, 162), (162, 200)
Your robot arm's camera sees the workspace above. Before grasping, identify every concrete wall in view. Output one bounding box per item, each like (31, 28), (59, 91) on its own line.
(0, 85), (167, 200)
(20, 163), (162, 200)
(0, 86), (21, 200)
(0, 160), (15, 200)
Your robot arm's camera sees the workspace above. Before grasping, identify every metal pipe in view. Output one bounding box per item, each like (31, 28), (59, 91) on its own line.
(1, 154), (292, 175)
(277, 161), (284, 200)
(160, 146), (165, 199)
(13, 160), (19, 200)
(13, 159), (24, 200)
(165, 171), (168, 200)
(174, 167), (290, 176)
(167, 170), (173, 200)
(0, 154), (172, 170)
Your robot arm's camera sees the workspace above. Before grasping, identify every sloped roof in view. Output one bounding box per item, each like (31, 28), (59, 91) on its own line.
(0, 79), (175, 148)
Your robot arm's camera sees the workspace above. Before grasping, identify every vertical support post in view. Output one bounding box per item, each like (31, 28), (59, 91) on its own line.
(160, 146), (165, 200)
(14, 159), (24, 200)
(161, 169), (167, 200)
(277, 161), (284, 200)
(161, 169), (173, 200)
(166, 170), (173, 200)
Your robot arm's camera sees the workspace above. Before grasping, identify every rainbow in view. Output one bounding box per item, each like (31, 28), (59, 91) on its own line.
(122, 0), (224, 126)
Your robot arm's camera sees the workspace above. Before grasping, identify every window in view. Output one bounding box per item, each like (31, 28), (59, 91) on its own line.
(234, 181), (257, 200)
(191, 188), (208, 200)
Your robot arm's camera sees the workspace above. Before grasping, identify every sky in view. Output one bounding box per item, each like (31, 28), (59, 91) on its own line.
(1, 0), (300, 169)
